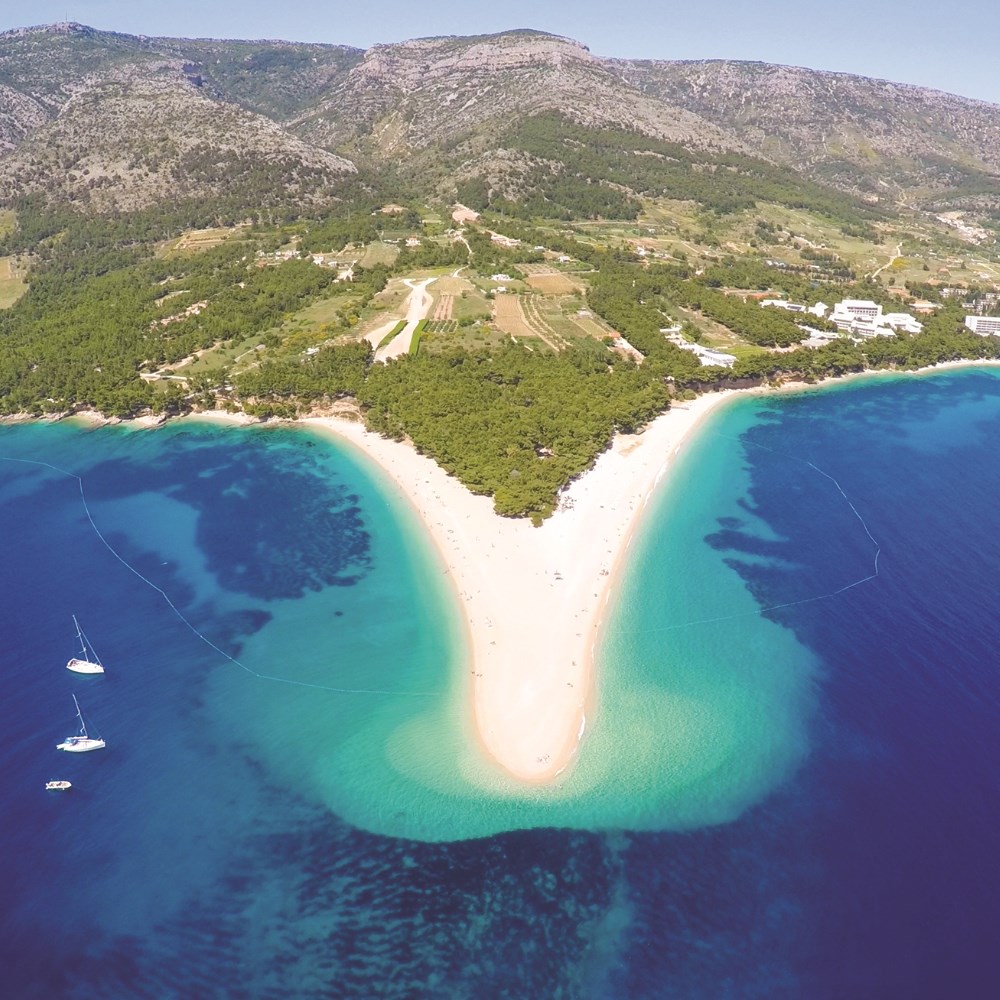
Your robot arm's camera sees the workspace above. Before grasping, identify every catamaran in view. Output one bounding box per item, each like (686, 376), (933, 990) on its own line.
(56, 694), (106, 753)
(66, 615), (104, 674)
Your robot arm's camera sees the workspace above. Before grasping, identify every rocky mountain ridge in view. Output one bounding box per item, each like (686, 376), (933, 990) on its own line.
(623, 59), (1000, 204)
(0, 22), (997, 218)
(290, 30), (744, 165)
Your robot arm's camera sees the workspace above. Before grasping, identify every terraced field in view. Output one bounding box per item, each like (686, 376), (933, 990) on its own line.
(493, 293), (563, 350)
(168, 226), (245, 253)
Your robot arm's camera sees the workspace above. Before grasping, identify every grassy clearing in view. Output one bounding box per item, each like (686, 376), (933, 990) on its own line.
(287, 293), (355, 330)
(0, 255), (28, 308)
(181, 335), (268, 376)
(451, 290), (492, 322)
(525, 270), (580, 294)
(360, 242), (399, 267)
(161, 226), (246, 256)
(418, 321), (509, 355)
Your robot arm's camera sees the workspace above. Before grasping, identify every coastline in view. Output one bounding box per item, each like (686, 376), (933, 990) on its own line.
(5, 359), (1000, 783)
(175, 359), (1000, 784)
(299, 393), (736, 783)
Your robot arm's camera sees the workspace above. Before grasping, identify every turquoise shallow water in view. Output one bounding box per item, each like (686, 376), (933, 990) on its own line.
(0, 412), (818, 845)
(196, 411), (817, 840)
(4, 368), (1000, 995)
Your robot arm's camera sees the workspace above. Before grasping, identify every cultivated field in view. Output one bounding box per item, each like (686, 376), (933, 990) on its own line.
(493, 294), (568, 351)
(523, 268), (581, 295)
(433, 294), (454, 321)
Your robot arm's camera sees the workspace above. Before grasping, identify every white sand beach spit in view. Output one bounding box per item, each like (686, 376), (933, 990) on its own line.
(303, 391), (735, 783)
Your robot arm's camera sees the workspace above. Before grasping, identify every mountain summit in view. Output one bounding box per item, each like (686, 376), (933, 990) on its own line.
(0, 23), (997, 217)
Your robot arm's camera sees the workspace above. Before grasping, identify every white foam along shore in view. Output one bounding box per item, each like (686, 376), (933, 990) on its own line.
(295, 391), (737, 784)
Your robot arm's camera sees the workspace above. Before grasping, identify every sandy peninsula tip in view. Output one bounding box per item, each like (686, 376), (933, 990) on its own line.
(303, 391), (735, 784)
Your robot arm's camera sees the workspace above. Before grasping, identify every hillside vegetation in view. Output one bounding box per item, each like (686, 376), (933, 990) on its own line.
(0, 23), (998, 519)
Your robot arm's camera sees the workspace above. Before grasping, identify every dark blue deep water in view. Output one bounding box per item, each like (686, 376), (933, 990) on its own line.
(2, 370), (1000, 998)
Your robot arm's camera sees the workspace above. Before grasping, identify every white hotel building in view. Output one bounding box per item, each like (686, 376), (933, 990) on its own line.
(965, 315), (1000, 336)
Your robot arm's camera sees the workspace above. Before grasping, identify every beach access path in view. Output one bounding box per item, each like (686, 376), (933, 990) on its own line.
(304, 391), (734, 784)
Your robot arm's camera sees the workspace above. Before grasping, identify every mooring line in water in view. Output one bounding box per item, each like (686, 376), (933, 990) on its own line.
(612, 434), (882, 636)
(1, 456), (435, 697)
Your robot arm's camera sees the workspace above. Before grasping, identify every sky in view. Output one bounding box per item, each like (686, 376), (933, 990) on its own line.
(7, 0), (1000, 105)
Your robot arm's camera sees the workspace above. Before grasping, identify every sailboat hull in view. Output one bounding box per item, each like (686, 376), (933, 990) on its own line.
(56, 737), (106, 752)
(67, 657), (104, 675)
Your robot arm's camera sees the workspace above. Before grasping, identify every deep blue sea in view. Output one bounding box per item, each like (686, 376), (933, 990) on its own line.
(2, 369), (999, 998)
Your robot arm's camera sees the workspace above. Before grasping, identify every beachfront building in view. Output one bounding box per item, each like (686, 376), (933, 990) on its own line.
(965, 315), (1000, 336)
(799, 326), (841, 347)
(825, 299), (925, 339)
(663, 331), (736, 367)
(850, 320), (896, 339)
(831, 299), (883, 330)
(684, 344), (737, 367)
(882, 313), (924, 334)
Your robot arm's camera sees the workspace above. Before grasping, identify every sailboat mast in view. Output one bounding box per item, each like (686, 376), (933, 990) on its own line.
(73, 615), (85, 657)
(71, 693), (87, 737)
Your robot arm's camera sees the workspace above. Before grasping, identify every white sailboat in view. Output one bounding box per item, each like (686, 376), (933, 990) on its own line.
(66, 615), (104, 674)
(45, 780), (72, 791)
(56, 694), (106, 753)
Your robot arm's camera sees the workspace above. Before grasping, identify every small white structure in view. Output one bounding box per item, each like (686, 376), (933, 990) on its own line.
(490, 273), (512, 282)
(665, 331), (736, 367)
(763, 300), (830, 317)
(761, 298), (805, 312)
(800, 327), (841, 347)
(966, 315), (1000, 336)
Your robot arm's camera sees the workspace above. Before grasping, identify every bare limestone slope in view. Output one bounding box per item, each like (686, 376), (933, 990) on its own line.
(291, 31), (744, 158)
(623, 59), (1000, 209)
(0, 22), (997, 218)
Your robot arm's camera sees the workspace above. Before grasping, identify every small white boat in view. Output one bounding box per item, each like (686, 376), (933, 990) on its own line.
(66, 615), (104, 674)
(45, 780), (72, 791)
(56, 694), (106, 753)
